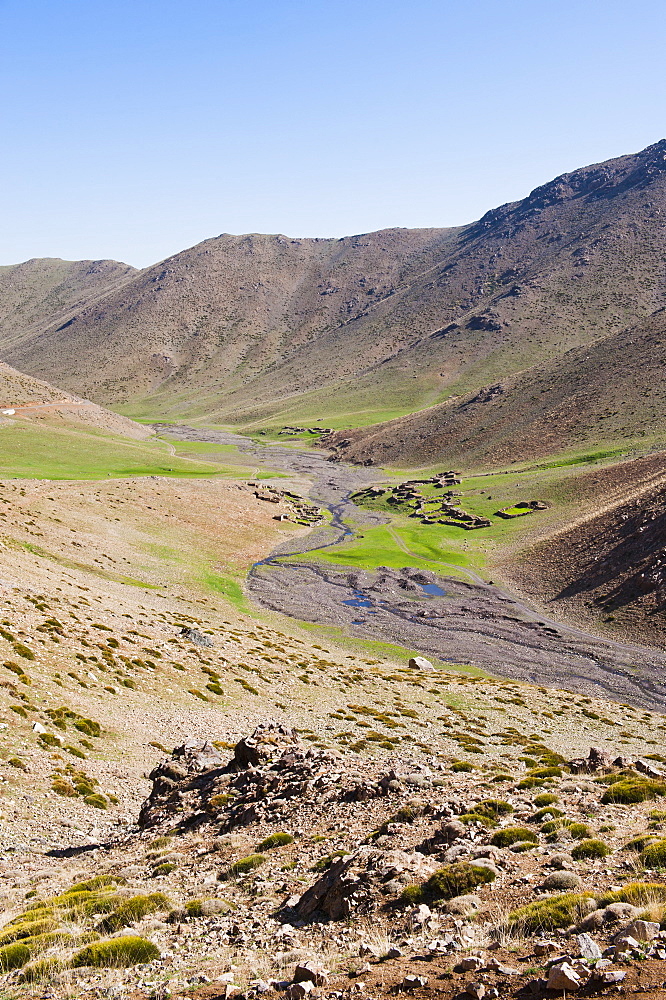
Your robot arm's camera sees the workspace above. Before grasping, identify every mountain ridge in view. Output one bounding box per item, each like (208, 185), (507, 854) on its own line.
(0, 139), (665, 442)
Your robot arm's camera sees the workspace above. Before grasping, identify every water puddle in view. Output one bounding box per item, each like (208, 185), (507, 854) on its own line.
(421, 582), (447, 596)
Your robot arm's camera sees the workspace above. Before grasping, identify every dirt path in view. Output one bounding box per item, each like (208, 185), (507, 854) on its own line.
(154, 424), (666, 710)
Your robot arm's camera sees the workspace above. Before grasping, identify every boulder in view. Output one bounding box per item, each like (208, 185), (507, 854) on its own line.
(547, 962), (582, 991)
(408, 656), (434, 671)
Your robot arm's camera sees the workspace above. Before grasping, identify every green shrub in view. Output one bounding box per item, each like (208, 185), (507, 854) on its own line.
(0, 919), (58, 946)
(597, 882), (666, 907)
(185, 899), (203, 917)
(98, 893), (170, 932)
(71, 935), (159, 968)
(151, 863), (175, 876)
(228, 854), (266, 875)
(623, 835), (656, 853)
(401, 863), (496, 905)
(508, 892), (596, 931)
(476, 798), (513, 817)
(517, 777), (546, 789)
(529, 766), (563, 778)
(450, 761), (473, 772)
(602, 778), (666, 804)
(399, 884), (424, 905)
(512, 840), (538, 853)
(491, 826), (538, 848)
(458, 812), (498, 828)
(21, 957), (65, 982)
(256, 832), (294, 851)
(84, 794), (108, 810)
(571, 839), (610, 860)
(0, 942), (31, 971)
(67, 875), (120, 893)
(74, 718), (101, 737)
(568, 823), (592, 840)
(534, 793), (559, 807)
(531, 807), (565, 823)
(52, 779), (76, 797)
(641, 840), (666, 868)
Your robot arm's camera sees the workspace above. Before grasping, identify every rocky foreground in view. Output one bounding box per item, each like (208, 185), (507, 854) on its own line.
(5, 723), (666, 998)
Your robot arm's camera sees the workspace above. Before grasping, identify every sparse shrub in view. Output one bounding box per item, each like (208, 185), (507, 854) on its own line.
(71, 935), (159, 968)
(598, 882), (666, 906)
(571, 839), (610, 860)
(491, 827), (538, 848)
(208, 793), (234, 812)
(256, 832), (294, 851)
(568, 823), (592, 840)
(151, 863), (175, 876)
(602, 778), (666, 804)
(511, 840), (538, 853)
(450, 761), (473, 772)
(8, 756), (27, 770)
(476, 799), (513, 817)
(84, 794), (108, 810)
(531, 807), (565, 823)
(312, 850), (351, 871)
(0, 942), (31, 971)
(401, 862), (496, 905)
(98, 893), (169, 932)
(508, 892), (596, 931)
(534, 793), (559, 808)
(21, 957), (65, 981)
(227, 853), (266, 876)
(148, 837), (172, 850)
(641, 840), (666, 868)
(624, 835), (657, 852)
(458, 812), (498, 828)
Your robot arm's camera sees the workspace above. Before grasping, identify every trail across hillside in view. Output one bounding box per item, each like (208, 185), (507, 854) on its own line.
(155, 425), (666, 711)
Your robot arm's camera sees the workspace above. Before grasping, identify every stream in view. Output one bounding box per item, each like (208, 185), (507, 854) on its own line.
(155, 425), (666, 711)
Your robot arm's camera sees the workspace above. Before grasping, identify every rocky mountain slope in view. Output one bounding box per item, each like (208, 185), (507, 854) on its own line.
(0, 257), (137, 354)
(0, 413), (666, 997)
(1, 140), (666, 437)
(0, 360), (151, 440)
(322, 307), (666, 467)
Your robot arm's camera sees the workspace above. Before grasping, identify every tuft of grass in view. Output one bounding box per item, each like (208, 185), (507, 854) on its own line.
(571, 839), (610, 860)
(597, 882), (666, 906)
(533, 793), (559, 807)
(256, 832), (294, 851)
(0, 942), (31, 971)
(400, 862), (496, 905)
(491, 827), (538, 847)
(71, 935), (159, 968)
(227, 854), (266, 876)
(476, 798), (513, 817)
(98, 893), (170, 933)
(641, 840), (666, 868)
(568, 822), (593, 840)
(509, 892), (596, 932)
(602, 778), (666, 804)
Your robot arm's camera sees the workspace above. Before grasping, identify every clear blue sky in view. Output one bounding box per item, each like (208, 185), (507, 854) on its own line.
(1, 0), (664, 268)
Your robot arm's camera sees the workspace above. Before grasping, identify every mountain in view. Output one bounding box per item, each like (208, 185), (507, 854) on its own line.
(1, 140), (665, 434)
(323, 306), (666, 467)
(0, 256), (137, 352)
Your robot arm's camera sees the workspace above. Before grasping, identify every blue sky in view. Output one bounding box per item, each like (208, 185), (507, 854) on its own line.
(1, 0), (665, 267)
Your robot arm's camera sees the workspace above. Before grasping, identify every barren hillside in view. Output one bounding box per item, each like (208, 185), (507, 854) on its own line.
(1, 140), (665, 435)
(323, 307), (666, 467)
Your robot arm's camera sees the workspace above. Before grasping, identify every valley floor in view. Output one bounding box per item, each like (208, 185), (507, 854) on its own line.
(1, 428), (666, 998)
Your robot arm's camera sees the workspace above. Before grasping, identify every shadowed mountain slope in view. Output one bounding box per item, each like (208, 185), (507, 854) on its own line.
(1, 140), (666, 430)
